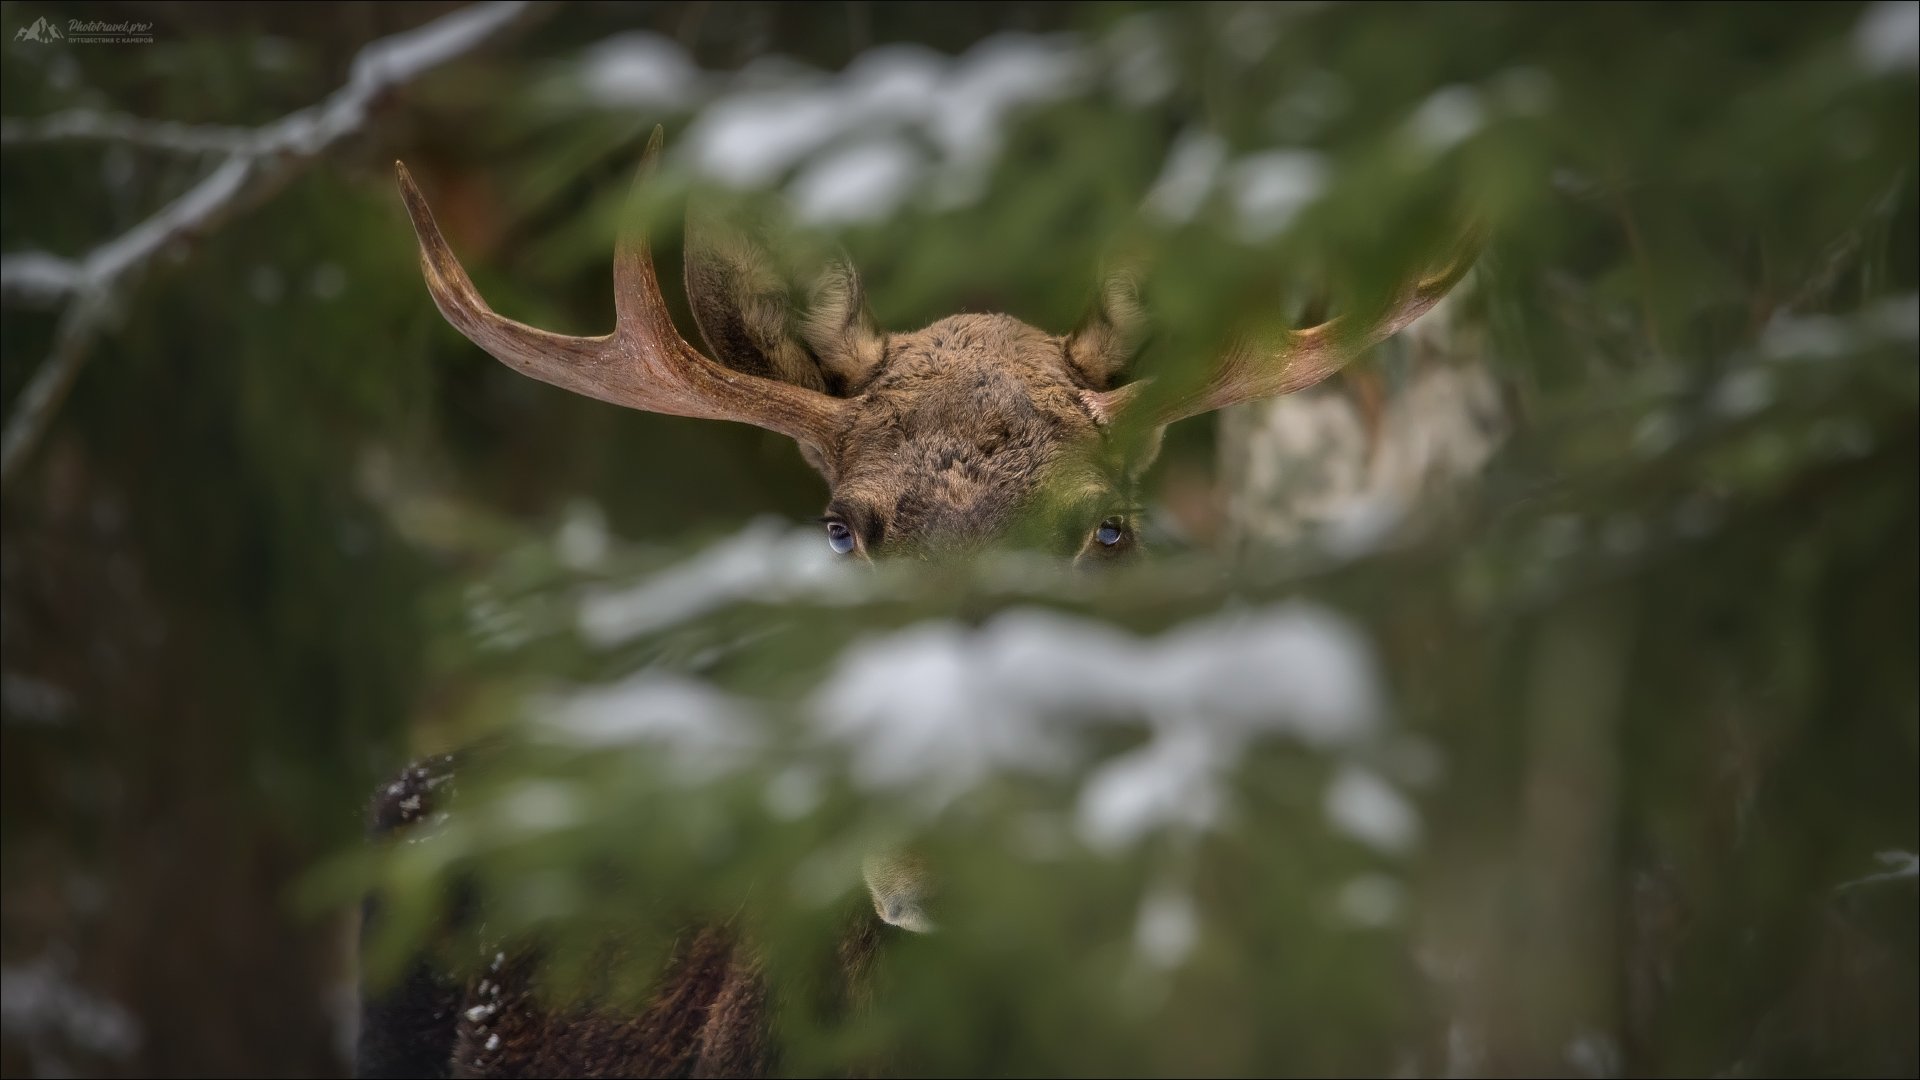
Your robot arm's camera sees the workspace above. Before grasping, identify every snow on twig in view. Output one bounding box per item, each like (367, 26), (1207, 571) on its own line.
(0, 1), (536, 486)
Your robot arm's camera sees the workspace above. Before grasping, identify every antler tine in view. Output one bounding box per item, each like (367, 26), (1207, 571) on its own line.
(1090, 229), (1483, 429)
(395, 127), (847, 453)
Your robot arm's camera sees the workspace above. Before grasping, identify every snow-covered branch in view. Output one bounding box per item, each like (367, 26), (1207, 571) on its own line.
(0, 1), (536, 485)
(0, 109), (254, 154)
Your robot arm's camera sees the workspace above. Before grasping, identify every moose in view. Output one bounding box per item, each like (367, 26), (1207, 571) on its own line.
(357, 128), (1476, 1078)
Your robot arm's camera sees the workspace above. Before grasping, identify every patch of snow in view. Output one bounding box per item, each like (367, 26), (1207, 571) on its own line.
(1077, 728), (1223, 852)
(1323, 764), (1421, 854)
(580, 31), (703, 109)
(788, 139), (924, 224)
(1145, 128), (1228, 224)
(577, 517), (855, 647)
(1566, 1030), (1623, 1079)
(1407, 85), (1485, 153)
(813, 619), (1083, 800)
(532, 672), (759, 779)
(1709, 368), (1774, 418)
(814, 601), (1387, 833)
(1227, 150), (1328, 240)
(1762, 294), (1918, 364)
(555, 500), (611, 570)
(932, 34), (1090, 165)
(1761, 312), (1851, 361)
(1156, 604), (1384, 745)
(1317, 493), (1408, 560)
(1855, 1), (1920, 73)
(0, 954), (141, 1063)
(1133, 884), (1200, 968)
(681, 32), (1087, 208)
(686, 84), (850, 188)
(1836, 849), (1920, 891)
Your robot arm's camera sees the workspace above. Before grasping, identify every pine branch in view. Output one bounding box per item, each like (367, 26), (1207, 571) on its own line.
(0, 1), (538, 487)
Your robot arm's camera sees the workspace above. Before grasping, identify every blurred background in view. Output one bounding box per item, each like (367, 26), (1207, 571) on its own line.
(1, 2), (1914, 1076)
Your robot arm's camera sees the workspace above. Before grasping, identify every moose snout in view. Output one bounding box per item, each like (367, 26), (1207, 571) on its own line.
(862, 850), (937, 934)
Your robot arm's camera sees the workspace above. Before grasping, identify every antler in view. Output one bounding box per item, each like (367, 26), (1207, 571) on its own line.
(1088, 230), (1483, 428)
(395, 127), (848, 454)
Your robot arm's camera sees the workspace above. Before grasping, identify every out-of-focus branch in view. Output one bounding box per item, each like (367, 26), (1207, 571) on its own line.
(0, 1), (537, 487)
(0, 252), (84, 309)
(0, 109), (255, 153)
(0, 293), (109, 486)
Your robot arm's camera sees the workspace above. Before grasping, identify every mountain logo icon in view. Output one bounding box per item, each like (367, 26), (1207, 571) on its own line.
(14, 17), (64, 43)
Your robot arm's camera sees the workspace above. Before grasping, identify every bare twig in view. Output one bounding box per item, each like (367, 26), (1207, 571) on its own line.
(0, 1), (537, 487)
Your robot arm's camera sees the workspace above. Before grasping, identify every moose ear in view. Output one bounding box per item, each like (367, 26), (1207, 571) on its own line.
(801, 259), (887, 393)
(1064, 268), (1146, 391)
(684, 207), (828, 392)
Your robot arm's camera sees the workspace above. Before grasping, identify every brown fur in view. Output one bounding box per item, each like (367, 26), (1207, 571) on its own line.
(680, 218), (1156, 561)
(445, 930), (765, 1079)
(682, 210), (827, 394)
(819, 313), (1130, 557)
(359, 756), (884, 1080)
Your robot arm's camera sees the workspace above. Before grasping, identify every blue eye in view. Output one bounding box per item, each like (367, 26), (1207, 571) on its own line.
(826, 520), (857, 555)
(1095, 517), (1127, 547)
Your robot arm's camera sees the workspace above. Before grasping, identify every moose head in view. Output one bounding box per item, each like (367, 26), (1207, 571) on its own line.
(395, 128), (1476, 567)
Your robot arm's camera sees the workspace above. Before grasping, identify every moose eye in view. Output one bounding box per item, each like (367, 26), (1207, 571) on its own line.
(825, 520), (857, 555)
(1094, 516), (1129, 547)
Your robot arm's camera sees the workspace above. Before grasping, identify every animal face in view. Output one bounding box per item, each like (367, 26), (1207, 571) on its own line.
(804, 309), (1149, 562)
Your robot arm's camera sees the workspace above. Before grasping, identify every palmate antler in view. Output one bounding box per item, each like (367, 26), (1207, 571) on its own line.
(1088, 230), (1483, 428)
(394, 127), (848, 454)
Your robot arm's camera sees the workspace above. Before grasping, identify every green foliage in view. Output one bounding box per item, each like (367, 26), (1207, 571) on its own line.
(3, 2), (1914, 1076)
